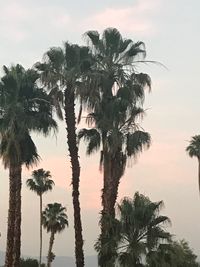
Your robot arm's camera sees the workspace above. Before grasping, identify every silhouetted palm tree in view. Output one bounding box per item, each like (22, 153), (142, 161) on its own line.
(186, 135), (200, 192)
(26, 168), (55, 267)
(96, 192), (171, 267)
(0, 65), (57, 267)
(35, 43), (91, 267)
(147, 240), (200, 267)
(79, 28), (151, 265)
(80, 27), (151, 216)
(42, 203), (68, 267)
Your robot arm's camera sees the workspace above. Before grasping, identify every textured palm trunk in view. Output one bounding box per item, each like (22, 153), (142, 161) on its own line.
(100, 152), (126, 267)
(64, 88), (84, 267)
(47, 231), (55, 267)
(5, 165), (18, 267)
(102, 151), (114, 216)
(198, 158), (200, 194)
(99, 151), (116, 267)
(110, 152), (126, 214)
(39, 194), (43, 267)
(13, 165), (22, 267)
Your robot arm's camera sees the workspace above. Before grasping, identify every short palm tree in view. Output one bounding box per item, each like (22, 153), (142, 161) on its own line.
(147, 240), (200, 267)
(42, 203), (69, 267)
(96, 192), (171, 267)
(186, 135), (200, 192)
(0, 65), (57, 267)
(35, 43), (91, 267)
(26, 168), (55, 267)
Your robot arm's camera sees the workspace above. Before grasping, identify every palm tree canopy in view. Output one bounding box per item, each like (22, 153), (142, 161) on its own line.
(42, 203), (68, 234)
(96, 192), (171, 267)
(117, 192), (171, 248)
(35, 43), (92, 120)
(26, 168), (54, 196)
(79, 28), (151, 168)
(0, 64), (57, 168)
(186, 135), (200, 159)
(80, 27), (151, 110)
(147, 240), (200, 267)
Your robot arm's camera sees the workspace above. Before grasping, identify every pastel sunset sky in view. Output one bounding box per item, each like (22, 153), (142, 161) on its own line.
(0, 0), (200, 259)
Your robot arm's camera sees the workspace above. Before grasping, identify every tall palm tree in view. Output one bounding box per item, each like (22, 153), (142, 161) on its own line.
(186, 135), (200, 192)
(0, 65), (57, 267)
(35, 43), (91, 267)
(78, 28), (151, 263)
(79, 27), (151, 215)
(26, 168), (55, 267)
(42, 203), (68, 267)
(96, 192), (171, 267)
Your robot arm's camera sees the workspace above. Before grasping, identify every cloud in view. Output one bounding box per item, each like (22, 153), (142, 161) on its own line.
(81, 0), (162, 36)
(0, 1), (71, 44)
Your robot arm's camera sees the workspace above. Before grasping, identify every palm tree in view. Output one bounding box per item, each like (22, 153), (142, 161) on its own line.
(96, 192), (171, 267)
(79, 28), (151, 215)
(35, 43), (91, 267)
(117, 193), (171, 267)
(147, 240), (200, 267)
(186, 135), (200, 192)
(78, 28), (151, 263)
(0, 65), (57, 267)
(42, 203), (69, 267)
(26, 168), (55, 267)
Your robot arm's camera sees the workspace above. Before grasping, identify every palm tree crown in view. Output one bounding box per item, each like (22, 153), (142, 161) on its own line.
(26, 168), (54, 196)
(42, 203), (68, 233)
(117, 193), (171, 266)
(186, 135), (200, 159)
(0, 64), (57, 168)
(186, 135), (200, 193)
(96, 192), (171, 267)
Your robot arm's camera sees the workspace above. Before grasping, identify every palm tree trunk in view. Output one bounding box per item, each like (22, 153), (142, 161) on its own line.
(102, 152), (126, 216)
(198, 158), (200, 194)
(39, 194), (42, 267)
(110, 152), (126, 214)
(13, 165), (22, 267)
(99, 152), (126, 267)
(47, 231), (55, 267)
(99, 151), (116, 267)
(5, 165), (18, 267)
(102, 151), (114, 216)
(64, 88), (84, 267)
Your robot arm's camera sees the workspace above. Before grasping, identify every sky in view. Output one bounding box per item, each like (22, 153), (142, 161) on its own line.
(0, 0), (200, 260)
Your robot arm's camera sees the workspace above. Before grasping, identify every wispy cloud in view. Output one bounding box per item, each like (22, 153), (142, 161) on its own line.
(81, 0), (162, 36)
(0, 1), (71, 44)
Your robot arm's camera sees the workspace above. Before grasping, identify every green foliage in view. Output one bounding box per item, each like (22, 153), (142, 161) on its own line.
(79, 27), (151, 172)
(42, 203), (68, 233)
(186, 135), (200, 192)
(26, 168), (54, 196)
(0, 64), (57, 168)
(96, 192), (171, 267)
(20, 258), (46, 267)
(147, 240), (200, 267)
(186, 135), (200, 159)
(35, 42), (92, 120)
